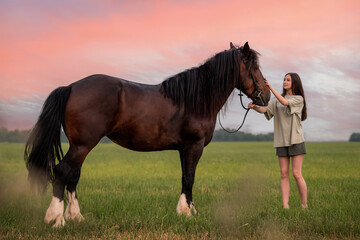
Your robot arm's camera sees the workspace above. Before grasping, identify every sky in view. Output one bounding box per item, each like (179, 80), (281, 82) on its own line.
(0, 0), (359, 141)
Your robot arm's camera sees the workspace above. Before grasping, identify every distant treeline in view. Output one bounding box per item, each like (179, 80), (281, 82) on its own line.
(0, 127), (273, 143)
(1, 127), (359, 143)
(0, 128), (30, 143)
(349, 133), (360, 142)
(212, 129), (273, 142)
(0, 128), (111, 143)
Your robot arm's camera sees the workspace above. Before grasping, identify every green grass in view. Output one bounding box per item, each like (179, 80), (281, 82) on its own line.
(0, 142), (359, 239)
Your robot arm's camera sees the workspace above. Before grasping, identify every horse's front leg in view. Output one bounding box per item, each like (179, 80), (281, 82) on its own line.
(176, 140), (204, 216)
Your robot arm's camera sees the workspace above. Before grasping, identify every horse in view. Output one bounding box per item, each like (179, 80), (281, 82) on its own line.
(24, 42), (270, 227)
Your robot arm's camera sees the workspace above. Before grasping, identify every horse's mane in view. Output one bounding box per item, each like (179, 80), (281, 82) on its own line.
(161, 46), (259, 118)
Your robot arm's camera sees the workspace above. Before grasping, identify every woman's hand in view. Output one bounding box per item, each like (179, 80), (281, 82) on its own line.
(248, 102), (255, 109)
(265, 77), (289, 106)
(248, 102), (267, 113)
(264, 78), (272, 91)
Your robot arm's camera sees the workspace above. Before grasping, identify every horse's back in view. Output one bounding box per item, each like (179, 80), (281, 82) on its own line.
(64, 74), (181, 149)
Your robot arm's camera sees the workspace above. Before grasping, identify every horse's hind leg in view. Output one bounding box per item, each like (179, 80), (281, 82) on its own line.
(44, 145), (91, 227)
(64, 168), (84, 221)
(44, 160), (69, 227)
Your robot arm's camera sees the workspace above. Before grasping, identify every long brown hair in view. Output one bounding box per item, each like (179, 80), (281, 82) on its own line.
(282, 73), (307, 121)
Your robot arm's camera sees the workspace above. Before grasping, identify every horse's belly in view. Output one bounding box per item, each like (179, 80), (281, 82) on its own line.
(107, 131), (178, 152)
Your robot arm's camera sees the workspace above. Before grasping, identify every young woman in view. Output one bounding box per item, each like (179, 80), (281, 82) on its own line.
(248, 73), (308, 209)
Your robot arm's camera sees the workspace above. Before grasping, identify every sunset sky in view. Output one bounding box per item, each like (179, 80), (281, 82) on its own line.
(1, 0), (359, 141)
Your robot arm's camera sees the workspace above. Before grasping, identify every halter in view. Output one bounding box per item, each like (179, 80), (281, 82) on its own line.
(218, 58), (265, 133)
(242, 56), (265, 102)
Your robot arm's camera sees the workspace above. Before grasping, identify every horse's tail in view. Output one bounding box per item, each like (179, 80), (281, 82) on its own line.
(24, 86), (72, 193)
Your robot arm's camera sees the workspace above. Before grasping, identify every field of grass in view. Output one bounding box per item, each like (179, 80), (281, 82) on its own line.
(0, 142), (359, 239)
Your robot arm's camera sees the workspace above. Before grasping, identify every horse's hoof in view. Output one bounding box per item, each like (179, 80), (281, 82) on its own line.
(75, 213), (84, 222)
(52, 216), (66, 228)
(45, 214), (66, 228)
(44, 196), (65, 227)
(65, 212), (84, 222)
(190, 202), (199, 216)
(176, 194), (191, 216)
(176, 206), (192, 216)
(64, 191), (84, 222)
(176, 194), (199, 217)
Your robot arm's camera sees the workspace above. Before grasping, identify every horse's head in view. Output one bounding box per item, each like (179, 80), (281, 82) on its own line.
(231, 42), (270, 106)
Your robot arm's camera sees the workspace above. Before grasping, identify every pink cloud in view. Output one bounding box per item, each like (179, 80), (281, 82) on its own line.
(1, 0), (359, 139)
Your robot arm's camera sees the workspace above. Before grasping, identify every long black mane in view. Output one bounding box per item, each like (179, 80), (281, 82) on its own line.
(161, 46), (259, 118)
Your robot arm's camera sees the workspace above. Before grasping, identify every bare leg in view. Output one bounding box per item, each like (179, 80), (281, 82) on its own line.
(278, 157), (290, 209)
(292, 154), (307, 208)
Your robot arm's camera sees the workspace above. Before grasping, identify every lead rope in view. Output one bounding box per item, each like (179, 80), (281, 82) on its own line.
(218, 55), (260, 133)
(218, 92), (251, 133)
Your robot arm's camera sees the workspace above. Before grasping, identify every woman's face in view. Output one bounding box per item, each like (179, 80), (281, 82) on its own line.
(283, 74), (292, 91)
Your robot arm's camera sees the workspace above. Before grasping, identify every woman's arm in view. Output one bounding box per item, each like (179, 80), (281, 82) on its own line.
(248, 77), (290, 114)
(265, 79), (289, 106)
(248, 103), (267, 113)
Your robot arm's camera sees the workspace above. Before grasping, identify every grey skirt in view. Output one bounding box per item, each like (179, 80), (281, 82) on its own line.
(276, 142), (306, 157)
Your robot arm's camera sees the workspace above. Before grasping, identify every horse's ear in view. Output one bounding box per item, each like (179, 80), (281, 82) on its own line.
(243, 42), (250, 56)
(230, 42), (236, 49)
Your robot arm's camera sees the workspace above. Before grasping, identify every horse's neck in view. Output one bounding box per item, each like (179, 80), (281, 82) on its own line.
(210, 71), (237, 117)
(214, 87), (235, 116)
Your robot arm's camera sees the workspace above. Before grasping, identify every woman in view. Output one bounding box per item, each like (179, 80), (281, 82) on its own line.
(248, 73), (308, 209)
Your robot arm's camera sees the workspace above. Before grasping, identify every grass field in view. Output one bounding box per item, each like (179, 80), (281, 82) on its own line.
(0, 142), (359, 239)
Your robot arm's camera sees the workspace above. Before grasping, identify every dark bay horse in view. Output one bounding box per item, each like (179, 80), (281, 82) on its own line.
(25, 42), (270, 227)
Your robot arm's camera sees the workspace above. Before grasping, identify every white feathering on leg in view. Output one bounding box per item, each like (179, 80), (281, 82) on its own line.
(64, 191), (84, 221)
(176, 193), (191, 216)
(190, 201), (198, 215)
(44, 196), (65, 227)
